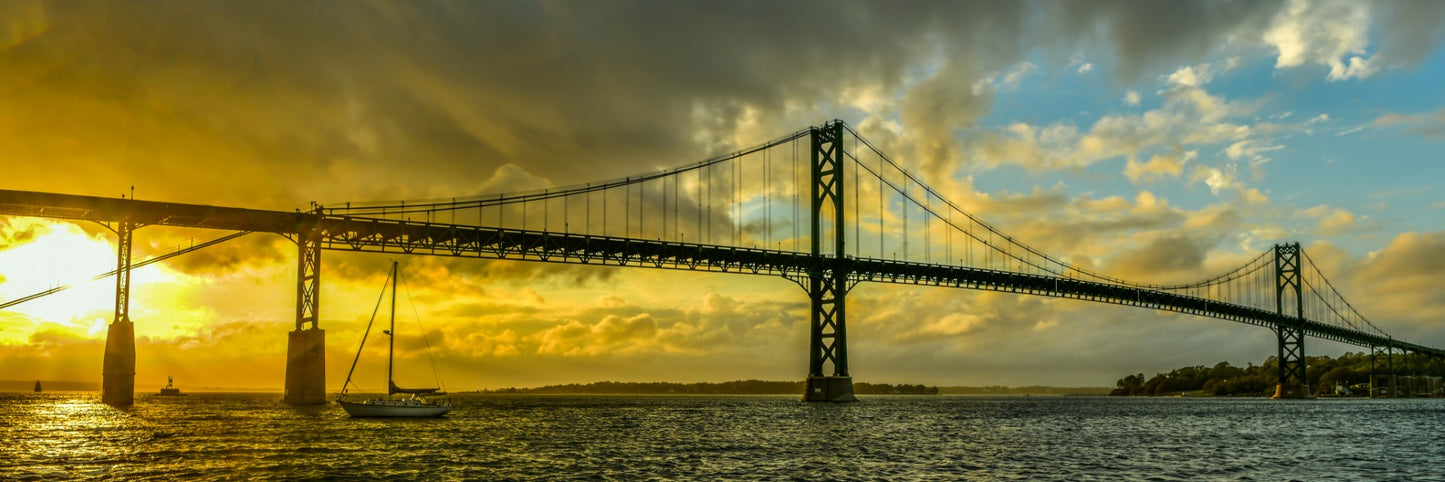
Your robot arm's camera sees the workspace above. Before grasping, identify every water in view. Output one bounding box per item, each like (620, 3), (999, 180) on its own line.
(4, 393), (1444, 480)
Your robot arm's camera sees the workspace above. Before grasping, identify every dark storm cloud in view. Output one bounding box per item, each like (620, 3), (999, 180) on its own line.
(1044, 0), (1287, 81)
(3, 1), (1020, 206)
(5, 0), (1317, 209)
(1103, 233), (1215, 281)
(1374, 0), (1445, 67)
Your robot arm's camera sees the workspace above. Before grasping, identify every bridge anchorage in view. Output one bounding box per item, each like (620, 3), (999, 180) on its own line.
(3, 120), (1444, 404)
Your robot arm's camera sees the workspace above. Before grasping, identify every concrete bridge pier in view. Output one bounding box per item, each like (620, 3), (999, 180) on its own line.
(101, 320), (135, 405)
(284, 328), (326, 404)
(804, 376), (856, 402)
(1272, 383), (1312, 399)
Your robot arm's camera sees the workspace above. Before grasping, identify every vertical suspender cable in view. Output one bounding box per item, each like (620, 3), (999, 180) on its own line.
(626, 178), (630, 238)
(878, 154), (884, 258)
(793, 139), (798, 251)
(903, 175), (909, 261)
(670, 172), (675, 241)
(674, 170), (679, 242)
(663, 175), (667, 240)
(706, 163), (711, 244)
(640, 178), (645, 239)
(696, 165), (702, 244)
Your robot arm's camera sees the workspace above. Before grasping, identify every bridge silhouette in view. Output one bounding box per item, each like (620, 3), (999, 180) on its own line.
(1, 120), (1439, 404)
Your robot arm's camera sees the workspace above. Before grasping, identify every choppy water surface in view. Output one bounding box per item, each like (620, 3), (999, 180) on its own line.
(3, 392), (1444, 480)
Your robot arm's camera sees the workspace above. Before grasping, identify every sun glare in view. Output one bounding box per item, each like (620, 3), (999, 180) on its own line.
(0, 219), (181, 342)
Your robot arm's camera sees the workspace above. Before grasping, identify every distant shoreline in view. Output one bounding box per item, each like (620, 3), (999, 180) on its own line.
(477, 380), (1110, 396)
(5, 379), (1111, 396)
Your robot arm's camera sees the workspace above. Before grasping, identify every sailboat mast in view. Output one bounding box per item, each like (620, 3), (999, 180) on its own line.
(388, 260), (397, 400)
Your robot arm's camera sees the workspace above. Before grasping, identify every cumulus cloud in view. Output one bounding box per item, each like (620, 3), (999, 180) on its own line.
(1300, 205), (1368, 236)
(1239, 188), (1271, 206)
(1166, 65), (1212, 88)
(1191, 164), (1241, 196)
(1123, 90), (1142, 106)
(968, 77), (1260, 196)
(1348, 232), (1445, 340)
(1124, 150), (1196, 183)
(1263, 0), (1378, 80)
(536, 314), (659, 357)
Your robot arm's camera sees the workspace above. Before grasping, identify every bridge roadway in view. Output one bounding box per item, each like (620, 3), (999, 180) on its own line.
(2, 188), (1439, 357)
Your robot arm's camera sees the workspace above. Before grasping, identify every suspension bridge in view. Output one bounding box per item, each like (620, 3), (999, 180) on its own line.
(1, 120), (1439, 405)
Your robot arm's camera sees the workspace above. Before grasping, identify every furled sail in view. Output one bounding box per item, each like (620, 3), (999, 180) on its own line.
(390, 380), (442, 395)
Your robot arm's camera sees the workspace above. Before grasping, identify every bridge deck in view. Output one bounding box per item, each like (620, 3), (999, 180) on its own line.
(0, 189), (312, 233)
(0, 189), (1439, 357)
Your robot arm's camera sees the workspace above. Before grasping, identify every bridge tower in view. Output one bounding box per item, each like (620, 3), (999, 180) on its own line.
(803, 120), (856, 402)
(284, 209), (327, 404)
(1370, 343), (1396, 398)
(101, 220), (135, 406)
(1272, 242), (1311, 399)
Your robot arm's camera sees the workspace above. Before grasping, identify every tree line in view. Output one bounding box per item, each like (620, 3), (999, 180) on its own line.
(1110, 352), (1445, 397)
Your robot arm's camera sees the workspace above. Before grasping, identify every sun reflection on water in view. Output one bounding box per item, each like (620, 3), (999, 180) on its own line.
(2, 393), (151, 479)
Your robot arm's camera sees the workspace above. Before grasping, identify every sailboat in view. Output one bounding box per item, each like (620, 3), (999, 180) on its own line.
(337, 261), (451, 418)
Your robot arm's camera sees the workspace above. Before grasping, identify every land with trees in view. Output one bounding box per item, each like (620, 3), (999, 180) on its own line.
(1110, 352), (1444, 397)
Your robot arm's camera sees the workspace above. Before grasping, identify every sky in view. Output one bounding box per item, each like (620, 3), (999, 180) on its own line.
(2, 0), (1444, 391)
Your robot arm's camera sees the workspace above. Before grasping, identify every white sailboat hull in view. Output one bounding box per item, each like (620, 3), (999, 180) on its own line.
(338, 399), (450, 418)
